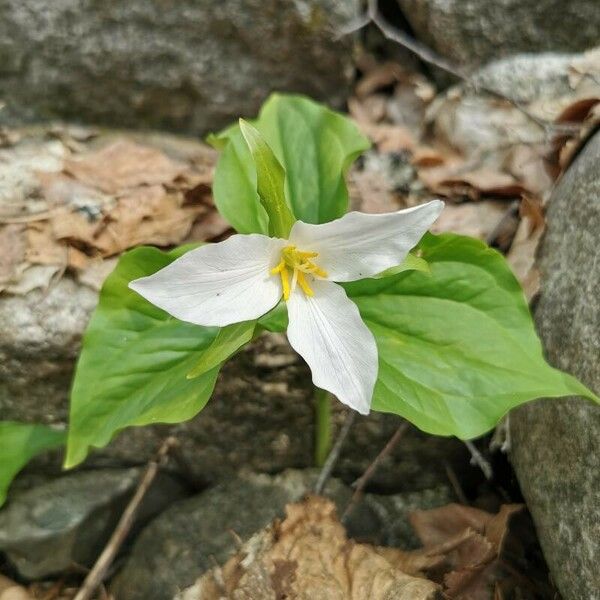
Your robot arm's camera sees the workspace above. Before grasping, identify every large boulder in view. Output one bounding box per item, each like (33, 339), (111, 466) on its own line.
(0, 468), (188, 578)
(0, 0), (358, 134)
(510, 131), (600, 600)
(398, 0), (600, 72)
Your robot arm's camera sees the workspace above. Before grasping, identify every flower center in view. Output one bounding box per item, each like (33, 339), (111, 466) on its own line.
(270, 245), (328, 301)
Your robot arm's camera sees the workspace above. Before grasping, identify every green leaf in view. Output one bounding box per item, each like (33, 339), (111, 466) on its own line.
(210, 93), (370, 233)
(65, 247), (222, 469)
(187, 320), (257, 379)
(345, 233), (599, 439)
(211, 129), (269, 234)
(239, 119), (295, 238)
(372, 252), (430, 279)
(0, 422), (65, 507)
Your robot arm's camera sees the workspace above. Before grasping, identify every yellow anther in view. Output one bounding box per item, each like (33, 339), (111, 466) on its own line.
(270, 258), (286, 275)
(296, 271), (314, 296)
(270, 244), (327, 300)
(280, 266), (291, 301)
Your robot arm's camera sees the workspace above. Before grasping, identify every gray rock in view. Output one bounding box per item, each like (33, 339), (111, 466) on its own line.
(0, 468), (188, 579)
(510, 131), (600, 600)
(111, 470), (453, 600)
(398, 0), (600, 73)
(430, 52), (577, 159)
(0, 0), (358, 134)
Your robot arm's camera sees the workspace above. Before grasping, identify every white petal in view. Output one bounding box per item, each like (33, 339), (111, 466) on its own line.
(286, 279), (378, 414)
(129, 234), (285, 327)
(288, 200), (444, 282)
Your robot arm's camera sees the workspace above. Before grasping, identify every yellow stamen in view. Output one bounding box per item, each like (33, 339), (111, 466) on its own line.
(296, 271), (314, 296)
(280, 266), (290, 301)
(269, 244), (327, 300)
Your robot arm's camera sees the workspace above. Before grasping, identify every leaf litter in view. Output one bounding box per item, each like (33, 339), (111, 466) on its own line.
(176, 496), (551, 600)
(349, 45), (600, 300)
(0, 130), (229, 294)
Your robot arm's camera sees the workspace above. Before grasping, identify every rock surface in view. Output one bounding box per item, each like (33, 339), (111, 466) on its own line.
(111, 470), (453, 600)
(0, 0), (357, 134)
(510, 131), (600, 600)
(398, 0), (600, 72)
(0, 468), (188, 578)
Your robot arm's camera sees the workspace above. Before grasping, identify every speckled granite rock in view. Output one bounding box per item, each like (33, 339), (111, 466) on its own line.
(510, 131), (600, 600)
(111, 470), (453, 600)
(0, 0), (358, 134)
(398, 0), (600, 72)
(0, 468), (188, 578)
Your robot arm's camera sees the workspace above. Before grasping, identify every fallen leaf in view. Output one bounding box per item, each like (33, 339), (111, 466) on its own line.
(0, 575), (32, 600)
(430, 200), (508, 240)
(355, 62), (406, 98)
(63, 139), (186, 194)
(179, 497), (441, 600)
(410, 504), (492, 547)
(506, 216), (543, 300)
(408, 504), (531, 600)
(0, 224), (26, 288)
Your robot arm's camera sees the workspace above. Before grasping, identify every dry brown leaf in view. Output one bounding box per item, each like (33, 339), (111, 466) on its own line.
(349, 97), (416, 153)
(350, 169), (399, 214)
(419, 165), (527, 200)
(507, 216), (543, 300)
(355, 62), (406, 98)
(430, 200), (507, 240)
(410, 504), (492, 548)
(63, 139), (186, 194)
(51, 186), (205, 257)
(179, 497), (441, 600)
(0, 224), (26, 287)
(0, 575), (33, 600)
(408, 504), (528, 600)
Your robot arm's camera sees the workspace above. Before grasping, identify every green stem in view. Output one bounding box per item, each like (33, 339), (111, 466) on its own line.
(314, 388), (332, 467)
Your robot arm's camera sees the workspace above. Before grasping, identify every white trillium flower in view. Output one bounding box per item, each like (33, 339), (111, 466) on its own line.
(129, 200), (444, 415)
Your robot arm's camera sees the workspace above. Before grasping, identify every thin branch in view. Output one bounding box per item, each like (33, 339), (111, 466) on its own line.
(73, 437), (178, 600)
(342, 421), (409, 521)
(314, 411), (356, 494)
(444, 461), (469, 505)
(464, 439), (493, 480)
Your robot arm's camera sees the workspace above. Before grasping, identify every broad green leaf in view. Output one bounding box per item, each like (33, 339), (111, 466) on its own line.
(0, 422), (65, 506)
(239, 119), (295, 238)
(372, 253), (430, 278)
(65, 247), (221, 469)
(345, 233), (599, 439)
(212, 129), (268, 234)
(210, 93), (370, 233)
(187, 320), (257, 379)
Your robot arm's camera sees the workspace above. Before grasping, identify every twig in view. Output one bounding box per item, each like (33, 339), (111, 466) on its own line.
(342, 421), (409, 521)
(314, 411), (356, 494)
(464, 439), (493, 480)
(73, 437), (178, 600)
(444, 461), (469, 505)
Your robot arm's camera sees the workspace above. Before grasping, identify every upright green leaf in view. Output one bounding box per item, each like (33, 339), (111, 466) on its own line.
(187, 320), (257, 379)
(210, 94), (370, 233)
(65, 247), (222, 468)
(0, 422), (65, 506)
(345, 234), (599, 439)
(239, 119), (295, 238)
(211, 129), (269, 235)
